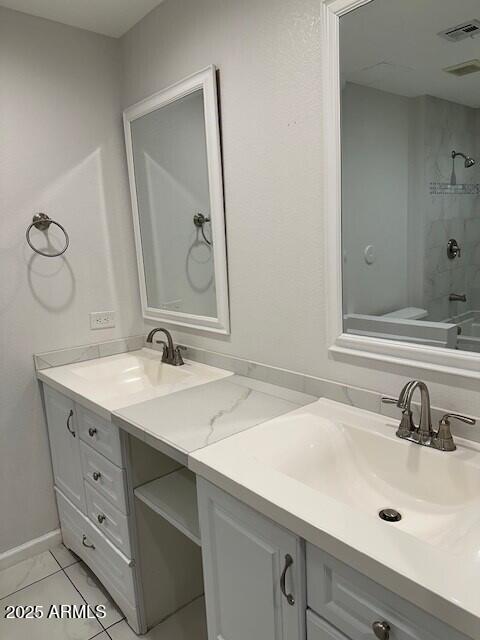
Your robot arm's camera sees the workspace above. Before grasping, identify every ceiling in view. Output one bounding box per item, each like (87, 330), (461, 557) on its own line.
(0, 0), (165, 37)
(340, 0), (480, 108)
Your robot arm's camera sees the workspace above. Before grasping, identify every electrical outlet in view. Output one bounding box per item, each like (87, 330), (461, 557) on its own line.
(90, 311), (115, 330)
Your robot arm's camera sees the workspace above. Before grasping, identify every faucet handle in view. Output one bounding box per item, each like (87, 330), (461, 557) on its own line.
(433, 413), (476, 452)
(173, 345), (187, 366)
(440, 413), (476, 426)
(381, 396), (415, 439)
(381, 397), (399, 405)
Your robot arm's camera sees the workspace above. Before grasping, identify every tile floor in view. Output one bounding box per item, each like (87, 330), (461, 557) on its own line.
(0, 544), (207, 639)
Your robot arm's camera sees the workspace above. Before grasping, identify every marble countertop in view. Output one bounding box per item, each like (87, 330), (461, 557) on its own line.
(112, 376), (316, 465)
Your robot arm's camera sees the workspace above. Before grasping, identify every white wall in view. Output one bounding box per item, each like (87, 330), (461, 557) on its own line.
(0, 8), (143, 553)
(121, 0), (480, 415)
(341, 83), (410, 316)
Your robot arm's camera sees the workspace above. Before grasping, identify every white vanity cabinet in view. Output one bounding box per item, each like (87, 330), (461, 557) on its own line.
(197, 477), (474, 640)
(42, 384), (142, 633)
(197, 478), (305, 640)
(43, 386), (86, 512)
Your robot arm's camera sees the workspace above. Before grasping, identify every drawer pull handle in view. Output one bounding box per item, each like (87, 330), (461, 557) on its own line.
(280, 554), (295, 606)
(372, 621), (391, 640)
(66, 410), (75, 437)
(88, 427), (97, 437)
(97, 513), (106, 524)
(82, 535), (95, 550)
(92, 471), (102, 481)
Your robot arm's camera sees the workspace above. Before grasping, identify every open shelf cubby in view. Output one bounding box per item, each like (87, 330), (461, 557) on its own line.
(134, 468), (201, 547)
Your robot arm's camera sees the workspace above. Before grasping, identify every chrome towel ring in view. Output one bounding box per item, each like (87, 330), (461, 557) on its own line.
(193, 212), (212, 245)
(26, 213), (69, 257)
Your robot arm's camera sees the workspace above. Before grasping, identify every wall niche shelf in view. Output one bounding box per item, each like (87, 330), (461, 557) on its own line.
(430, 182), (480, 196)
(134, 468), (201, 546)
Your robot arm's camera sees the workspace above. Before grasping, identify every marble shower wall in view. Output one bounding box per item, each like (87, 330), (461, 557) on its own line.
(422, 96), (480, 321)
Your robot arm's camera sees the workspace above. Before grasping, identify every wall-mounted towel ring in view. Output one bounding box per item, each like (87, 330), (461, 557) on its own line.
(193, 212), (212, 245)
(26, 213), (69, 257)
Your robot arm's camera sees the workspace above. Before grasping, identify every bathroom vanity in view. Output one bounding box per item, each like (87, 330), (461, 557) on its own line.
(36, 344), (480, 639)
(37, 346), (311, 634)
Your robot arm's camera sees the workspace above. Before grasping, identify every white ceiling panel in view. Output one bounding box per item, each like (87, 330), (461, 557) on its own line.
(0, 0), (165, 37)
(341, 0), (480, 107)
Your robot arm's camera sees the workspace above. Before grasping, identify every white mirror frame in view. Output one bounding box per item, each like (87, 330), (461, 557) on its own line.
(322, 0), (480, 380)
(123, 65), (230, 335)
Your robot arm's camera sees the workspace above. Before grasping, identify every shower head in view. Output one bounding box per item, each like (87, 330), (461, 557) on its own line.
(452, 150), (475, 168)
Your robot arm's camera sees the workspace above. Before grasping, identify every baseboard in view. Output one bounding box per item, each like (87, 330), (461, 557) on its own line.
(0, 529), (62, 571)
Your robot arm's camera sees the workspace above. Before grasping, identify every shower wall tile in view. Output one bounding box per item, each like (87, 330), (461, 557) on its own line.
(421, 96), (480, 320)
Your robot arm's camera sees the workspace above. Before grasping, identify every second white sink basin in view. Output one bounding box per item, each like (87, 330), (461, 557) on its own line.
(38, 348), (233, 415)
(252, 402), (480, 553)
(192, 398), (480, 555)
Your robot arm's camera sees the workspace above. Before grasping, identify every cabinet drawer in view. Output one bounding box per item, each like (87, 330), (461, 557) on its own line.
(85, 482), (131, 557)
(56, 489), (137, 623)
(306, 544), (468, 640)
(77, 404), (123, 467)
(307, 610), (348, 640)
(80, 441), (128, 514)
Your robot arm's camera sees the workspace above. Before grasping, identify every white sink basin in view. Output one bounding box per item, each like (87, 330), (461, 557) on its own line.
(253, 404), (480, 553)
(73, 350), (199, 388)
(192, 397), (480, 555)
(38, 348), (232, 415)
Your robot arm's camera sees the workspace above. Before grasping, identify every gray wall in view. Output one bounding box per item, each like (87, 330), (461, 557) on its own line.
(342, 83), (410, 316)
(3, 0), (480, 556)
(0, 8), (143, 553)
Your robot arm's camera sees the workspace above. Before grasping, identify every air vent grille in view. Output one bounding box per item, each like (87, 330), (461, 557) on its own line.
(444, 59), (480, 77)
(439, 19), (480, 42)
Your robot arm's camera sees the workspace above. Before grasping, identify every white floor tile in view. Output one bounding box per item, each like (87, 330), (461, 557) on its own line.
(0, 551), (60, 600)
(65, 562), (123, 628)
(50, 544), (79, 569)
(0, 571), (103, 640)
(108, 597), (207, 640)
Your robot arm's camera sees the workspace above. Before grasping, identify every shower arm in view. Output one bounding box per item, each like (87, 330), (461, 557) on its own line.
(452, 150), (467, 162)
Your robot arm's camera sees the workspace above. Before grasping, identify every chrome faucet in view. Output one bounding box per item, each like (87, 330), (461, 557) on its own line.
(382, 380), (476, 451)
(146, 328), (186, 366)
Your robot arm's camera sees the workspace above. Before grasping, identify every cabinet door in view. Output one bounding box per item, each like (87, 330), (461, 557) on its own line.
(43, 386), (86, 512)
(198, 478), (305, 640)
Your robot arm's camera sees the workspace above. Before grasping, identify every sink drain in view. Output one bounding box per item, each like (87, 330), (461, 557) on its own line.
(379, 508), (402, 523)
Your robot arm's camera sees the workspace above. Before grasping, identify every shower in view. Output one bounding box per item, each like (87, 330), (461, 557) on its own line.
(452, 150), (476, 168)
(450, 150), (475, 185)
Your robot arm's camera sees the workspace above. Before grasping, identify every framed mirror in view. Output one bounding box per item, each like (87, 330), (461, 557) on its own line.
(323, 0), (480, 378)
(124, 66), (230, 334)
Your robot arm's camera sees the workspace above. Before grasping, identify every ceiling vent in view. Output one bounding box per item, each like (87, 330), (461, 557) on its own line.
(439, 19), (480, 42)
(443, 59), (480, 76)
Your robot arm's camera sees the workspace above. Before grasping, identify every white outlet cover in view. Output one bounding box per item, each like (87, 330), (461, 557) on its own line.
(364, 245), (376, 265)
(90, 311), (115, 330)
